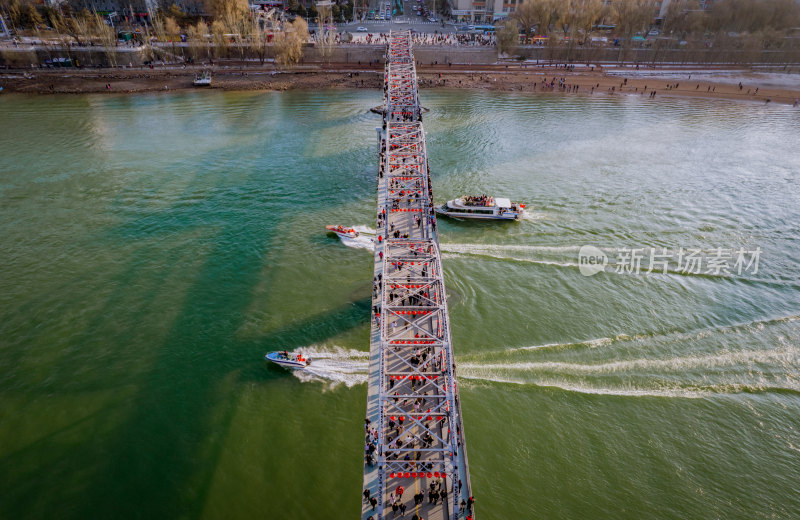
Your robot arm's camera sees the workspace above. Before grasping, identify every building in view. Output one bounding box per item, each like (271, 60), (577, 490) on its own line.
(449, 0), (516, 23)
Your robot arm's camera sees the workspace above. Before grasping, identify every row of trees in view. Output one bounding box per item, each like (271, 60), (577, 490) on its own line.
(500, 0), (800, 49)
(151, 1), (310, 66)
(1, 0), (312, 67)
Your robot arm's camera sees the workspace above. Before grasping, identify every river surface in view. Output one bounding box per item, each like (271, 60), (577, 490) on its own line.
(1, 88), (799, 520)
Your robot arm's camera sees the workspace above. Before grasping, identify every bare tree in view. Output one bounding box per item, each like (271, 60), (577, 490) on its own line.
(211, 20), (228, 58)
(208, 0), (249, 24)
(315, 0), (337, 62)
(275, 17), (308, 67)
(92, 12), (119, 67)
(164, 16), (181, 40)
(59, 9), (94, 47)
(513, 0), (562, 37)
(513, 0), (539, 37)
(571, 0), (603, 43)
(185, 22), (202, 62)
(496, 18), (520, 55)
(251, 9), (276, 64)
(612, 0), (654, 39)
(534, 0), (562, 35)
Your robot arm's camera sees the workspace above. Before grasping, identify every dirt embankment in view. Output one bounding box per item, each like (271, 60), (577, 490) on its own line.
(2, 64), (799, 106)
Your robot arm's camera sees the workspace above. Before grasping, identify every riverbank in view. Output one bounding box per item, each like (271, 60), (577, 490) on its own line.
(2, 64), (799, 105)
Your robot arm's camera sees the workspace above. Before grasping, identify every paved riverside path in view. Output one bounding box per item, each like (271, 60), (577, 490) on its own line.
(361, 31), (474, 520)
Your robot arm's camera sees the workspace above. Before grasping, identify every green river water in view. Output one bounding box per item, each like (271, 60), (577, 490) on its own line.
(1, 89), (799, 520)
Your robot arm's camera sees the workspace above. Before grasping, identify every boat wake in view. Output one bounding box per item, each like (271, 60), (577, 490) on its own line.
(440, 243), (582, 255)
(497, 314), (800, 354)
(289, 345), (369, 389)
(289, 315), (800, 397)
(458, 314), (800, 397)
(337, 225), (376, 251)
(439, 242), (787, 283)
(521, 211), (546, 221)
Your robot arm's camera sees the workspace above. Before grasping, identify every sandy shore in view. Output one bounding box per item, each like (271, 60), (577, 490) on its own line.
(2, 63), (799, 106)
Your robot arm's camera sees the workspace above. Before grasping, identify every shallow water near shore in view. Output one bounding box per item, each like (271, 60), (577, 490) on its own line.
(1, 88), (799, 519)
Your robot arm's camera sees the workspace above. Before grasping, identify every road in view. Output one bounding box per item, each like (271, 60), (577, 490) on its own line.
(339, 18), (457, 34)
(338, 0), (458, 34)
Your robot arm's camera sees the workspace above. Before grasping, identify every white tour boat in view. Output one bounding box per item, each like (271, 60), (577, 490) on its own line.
(265, 351), (310, 369)
(435, 196), (524, 221)
(326, 225), (359, 238)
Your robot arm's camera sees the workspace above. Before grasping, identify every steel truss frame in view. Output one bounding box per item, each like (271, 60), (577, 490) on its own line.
(365, 30), (472, 520)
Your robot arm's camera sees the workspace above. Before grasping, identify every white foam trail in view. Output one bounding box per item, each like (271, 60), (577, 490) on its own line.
(461, 346), (799, 374)
(522, 211), (547, 221)
(290, 345), (369, 389)
(439, 242), (586, 269)
(440, 243), (581, 254)
(459, 375), (711, 398)
(438, 243), (775, 280)
(477, 337), (616, 354)
(500, 314), (800, 354)
(289, 314), (800, 395)
(442, 249), (581, 269)
(335, 225), (375, 251)
(340, 235), (375, 251)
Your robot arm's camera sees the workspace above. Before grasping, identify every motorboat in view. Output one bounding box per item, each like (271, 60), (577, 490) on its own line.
(326, 225), (359, 238)
(435, 196), (525, 220)
(265, 351), (311, 369)
(193, 71), (211, 86)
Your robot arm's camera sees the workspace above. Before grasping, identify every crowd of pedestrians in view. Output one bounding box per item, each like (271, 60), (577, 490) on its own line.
(344, 31), (495, 47)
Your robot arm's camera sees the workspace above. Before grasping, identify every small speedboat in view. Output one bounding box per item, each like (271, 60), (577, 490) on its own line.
(435, 195), (525, 221)
(265, 351), (311, 369)
(326, 225), (359, 238)
(193, 71), (211, 86)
